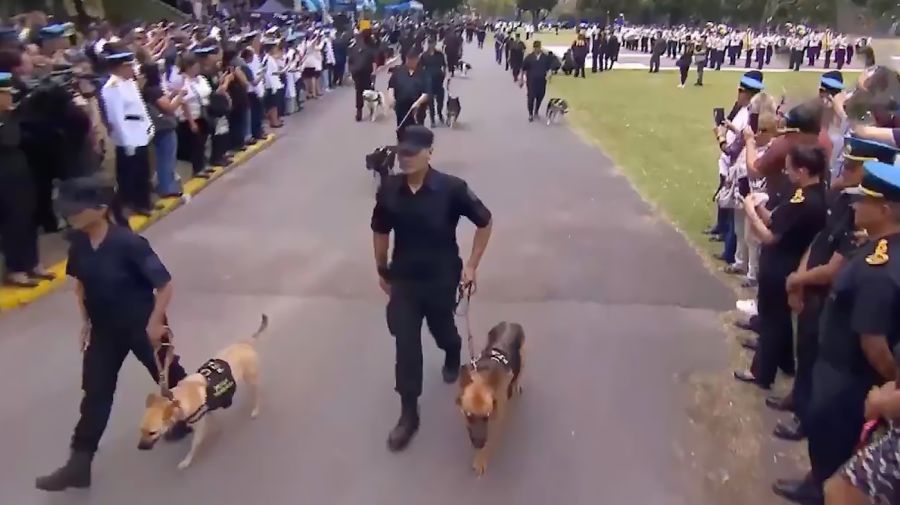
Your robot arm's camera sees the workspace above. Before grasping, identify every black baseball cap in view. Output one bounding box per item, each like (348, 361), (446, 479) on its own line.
(55, 177), (116, 217)
(397, 126), (434, 155)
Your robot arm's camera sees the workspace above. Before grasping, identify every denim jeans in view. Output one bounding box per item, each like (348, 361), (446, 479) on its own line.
(153, 129), (180, 196)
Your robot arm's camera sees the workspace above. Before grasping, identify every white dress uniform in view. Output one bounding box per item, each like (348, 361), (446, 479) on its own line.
(100, 64), (155, 212)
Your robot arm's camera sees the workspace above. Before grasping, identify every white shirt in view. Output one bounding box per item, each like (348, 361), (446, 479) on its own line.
(263, 53), (284, 91)
(302, 41), (324, 71)
(101, 75), (153, 148)
(178, 74), (212, 121)
(718, 106), (749, 176)
(248, 51), (265, 95)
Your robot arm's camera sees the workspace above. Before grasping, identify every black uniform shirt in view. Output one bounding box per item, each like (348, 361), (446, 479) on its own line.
(522, 52), (553, 84)
(760, 183), (828, 278)
(348, 42), (375, 75)
(420, 50), (447, 82)
(388, 66), (432, 107)
(66, 225), (171, 331)
(818, 233), (900, 382)
(0, 111), (28, 179)
(371, 168), (492, 281)
(806, 191), (857, 269)
(509, 40), (526, 64)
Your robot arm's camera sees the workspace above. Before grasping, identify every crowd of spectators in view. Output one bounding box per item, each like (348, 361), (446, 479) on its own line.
(708, 58), (900, 504)
(0, 8), (356, 288)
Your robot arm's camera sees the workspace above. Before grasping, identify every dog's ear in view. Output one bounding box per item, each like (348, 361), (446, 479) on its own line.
(145, 393), (158, 408)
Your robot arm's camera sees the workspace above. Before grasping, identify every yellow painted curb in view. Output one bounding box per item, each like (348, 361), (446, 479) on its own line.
(0, 134), (277, 311)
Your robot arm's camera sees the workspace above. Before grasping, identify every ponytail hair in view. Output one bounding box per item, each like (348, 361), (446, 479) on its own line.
(108, 192), (131, 230)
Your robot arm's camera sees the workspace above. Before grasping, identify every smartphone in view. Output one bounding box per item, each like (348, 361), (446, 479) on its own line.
(713, 107), (725, 125)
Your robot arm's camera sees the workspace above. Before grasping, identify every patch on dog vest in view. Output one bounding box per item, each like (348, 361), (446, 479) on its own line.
(489, 349), (510, 368)
(197, 358), (237, 411)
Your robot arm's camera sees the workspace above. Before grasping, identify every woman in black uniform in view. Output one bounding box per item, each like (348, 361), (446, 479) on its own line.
(734, 144), (828, 389)
(0, 71), (55, 287)
(35, 177), (189, 492)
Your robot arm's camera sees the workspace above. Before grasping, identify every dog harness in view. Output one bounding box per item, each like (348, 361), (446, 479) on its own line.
(185, 358), (237, 425)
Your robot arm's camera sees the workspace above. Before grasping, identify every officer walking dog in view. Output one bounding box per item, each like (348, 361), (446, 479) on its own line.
(371, 126), (493, 452)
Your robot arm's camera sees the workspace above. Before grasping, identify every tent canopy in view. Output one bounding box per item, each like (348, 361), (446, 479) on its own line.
(254, 0), (291, 14)
(383, 1), (423, 11)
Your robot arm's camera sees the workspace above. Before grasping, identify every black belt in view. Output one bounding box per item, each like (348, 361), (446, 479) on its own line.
(124, 115), (142, 121)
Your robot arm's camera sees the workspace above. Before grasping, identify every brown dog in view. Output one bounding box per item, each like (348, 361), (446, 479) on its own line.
(138, 315), (267, 470)
(456, 321), (525, 476)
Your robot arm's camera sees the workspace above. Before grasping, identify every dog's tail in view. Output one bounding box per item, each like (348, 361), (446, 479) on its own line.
(249, 314), (269, 342)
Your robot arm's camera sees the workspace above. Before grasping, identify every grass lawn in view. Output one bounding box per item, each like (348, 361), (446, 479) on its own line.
(547, 69), (859, 253)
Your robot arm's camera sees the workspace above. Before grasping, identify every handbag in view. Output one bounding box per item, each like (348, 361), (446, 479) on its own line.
(146, 102), (177, 132)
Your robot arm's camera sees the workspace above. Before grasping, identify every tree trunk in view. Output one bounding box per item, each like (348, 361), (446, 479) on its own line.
(72, 0), (92, 29)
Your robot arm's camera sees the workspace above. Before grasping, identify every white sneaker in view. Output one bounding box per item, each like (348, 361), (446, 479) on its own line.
(678, 84), (685, 89)
(735, 299), (758, 317)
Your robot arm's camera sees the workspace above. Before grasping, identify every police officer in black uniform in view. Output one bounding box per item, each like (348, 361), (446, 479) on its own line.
(371, 126), (493, 452)
(35, 177), (190, 491)
(387, 48), (430, 143)
(507, 33), (526, 82)
(521, 40), (553, 122)
(773, 160), (900, 503)
(735, 145), (829, 389)
(349, 30), (376, 122)
(420, 39), (447, 128)
(769, 138), (899, 443)
(571, 33), (589, 78)
(0, 72), (55, 288)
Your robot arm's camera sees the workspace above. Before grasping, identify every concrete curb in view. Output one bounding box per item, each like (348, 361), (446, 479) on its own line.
(0, 134), (277, 311)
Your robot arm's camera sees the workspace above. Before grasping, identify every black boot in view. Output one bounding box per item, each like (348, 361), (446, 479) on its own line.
(355, 109), (362, 122)
(387, 397), (419, 452)
(35, 450), (93, 491)
(772, 473), (823, 503)
(442, 349), (460, 384)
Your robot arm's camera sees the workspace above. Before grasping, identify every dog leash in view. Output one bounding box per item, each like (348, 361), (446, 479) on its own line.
(153, 328), (176, 400)
(455, 280), (478, 367)
(395, 101), (420, 132)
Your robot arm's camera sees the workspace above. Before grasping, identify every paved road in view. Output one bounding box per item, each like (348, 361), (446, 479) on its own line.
(0, 43), (735, 505)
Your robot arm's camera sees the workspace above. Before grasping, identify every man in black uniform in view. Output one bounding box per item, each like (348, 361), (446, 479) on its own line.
(421, 39), (447, 128)
(508, 33), (526, 82)
(388, 48), (430, 143)
(349, 30), (377, 122)
(476, 24), (486, 48)
(571, 33), (589, 78)
(772, 160), (900, 503)
(521, 40), (552, 122)
(371, 125), (493, 452)
(591, 30), (604, 73)
(770, 138), (899, 444)
(444, 28), (463, 77)
(399, 29), (416, 65)
(649, 31), (667, 73)
(494, 31), (506, 65)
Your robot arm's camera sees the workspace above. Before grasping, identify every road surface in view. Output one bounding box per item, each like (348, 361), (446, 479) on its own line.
(0, 44), (736, 505)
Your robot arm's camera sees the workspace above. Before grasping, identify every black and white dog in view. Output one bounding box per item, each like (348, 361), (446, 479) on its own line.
(362, 89), (386, 121)
(456, 60), (472, 77)
(545, 98), (569, 125)
(445, 79), (462, 128)
(365, 145), (396, 191)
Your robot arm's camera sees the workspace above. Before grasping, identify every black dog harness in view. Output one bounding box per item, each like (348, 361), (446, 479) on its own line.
(185, 358), (237, 425)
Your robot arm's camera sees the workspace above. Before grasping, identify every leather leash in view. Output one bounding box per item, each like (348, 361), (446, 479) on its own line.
(455, 280), (478, 366)
(153, 327), (176, 400)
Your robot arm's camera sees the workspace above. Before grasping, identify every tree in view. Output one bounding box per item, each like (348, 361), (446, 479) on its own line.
(517, 0), (557, 25)
(470, 0), (517, 17)
(421, 0), (465, 13)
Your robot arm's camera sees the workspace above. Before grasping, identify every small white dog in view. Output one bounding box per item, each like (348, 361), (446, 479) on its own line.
(362, 89), (386, 121)
(457, 60), (472, 77)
